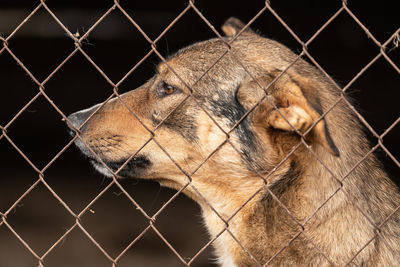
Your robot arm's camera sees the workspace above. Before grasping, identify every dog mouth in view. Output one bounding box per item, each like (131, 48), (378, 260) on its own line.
(89, 156), (151, 178)
(68, 135), (151, 178)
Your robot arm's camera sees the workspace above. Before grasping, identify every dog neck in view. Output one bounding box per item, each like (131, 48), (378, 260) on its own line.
(197, 145), (400, 266)
(192, 159), (298, 266)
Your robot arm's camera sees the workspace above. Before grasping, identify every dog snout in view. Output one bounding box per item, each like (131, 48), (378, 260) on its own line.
(66, 104), (101, 137)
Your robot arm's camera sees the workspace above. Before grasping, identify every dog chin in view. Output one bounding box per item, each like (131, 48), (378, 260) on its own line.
(89, 156), (151, 179)
(91, 160), (116, 178)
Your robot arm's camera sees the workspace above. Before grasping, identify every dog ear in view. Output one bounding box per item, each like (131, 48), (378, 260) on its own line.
(221, 17), (254, 37)
(261, 72), (340, 156)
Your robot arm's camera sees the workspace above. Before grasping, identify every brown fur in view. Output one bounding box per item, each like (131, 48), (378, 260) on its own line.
(67, 18), (400, 266)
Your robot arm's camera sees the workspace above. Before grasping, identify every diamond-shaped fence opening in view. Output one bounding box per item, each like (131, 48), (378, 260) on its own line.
(0, 137), (38, 210)
(72, 10), (155, 83)
(4, 95), (71, 169)
(4, 182), (76, 255)
(307, 10), (381, 83)
(43, 227), (113, 267)
(4, 9), (75, 82)
(350, 58), (400, 133)
(0, 225), (38, 267)
(1, 1), (399, 267)
(267, 1), (343, 41)
(43, 51), (116, 116)
(0, 52), (41, 126)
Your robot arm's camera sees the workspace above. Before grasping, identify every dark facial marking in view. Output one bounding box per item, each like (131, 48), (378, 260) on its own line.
(266, 161), (300, 199)
(208, 86), (259, 169)
(258, 161), (300, 232)
(151, 101), (198, 142)
(261, 161), (301, 223)
(102, 155), (151, 178)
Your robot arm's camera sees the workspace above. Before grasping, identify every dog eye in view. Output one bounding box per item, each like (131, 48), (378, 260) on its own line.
(164, 84), (175, 95)
(159, 82), (179, 97)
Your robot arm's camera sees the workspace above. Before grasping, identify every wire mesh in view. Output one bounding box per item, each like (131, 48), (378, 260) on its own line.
(0, 1), (399, 266)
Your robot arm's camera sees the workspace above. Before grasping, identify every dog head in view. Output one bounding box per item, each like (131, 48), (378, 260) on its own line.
(66, 17), (340, 205)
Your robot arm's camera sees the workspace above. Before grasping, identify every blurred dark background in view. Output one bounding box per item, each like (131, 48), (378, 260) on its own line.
(0, 1), (399, 266)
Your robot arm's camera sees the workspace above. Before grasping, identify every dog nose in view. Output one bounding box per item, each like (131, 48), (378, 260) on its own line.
(66, 104), (100, 137)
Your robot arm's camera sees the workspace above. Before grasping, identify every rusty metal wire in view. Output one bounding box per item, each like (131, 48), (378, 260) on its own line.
(0, 0), (399, 266)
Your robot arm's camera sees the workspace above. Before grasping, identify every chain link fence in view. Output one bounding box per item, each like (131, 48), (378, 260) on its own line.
(0, 1), (399, 266)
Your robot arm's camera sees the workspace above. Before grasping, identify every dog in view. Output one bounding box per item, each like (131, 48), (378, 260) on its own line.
(66, 18), (400, 266)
